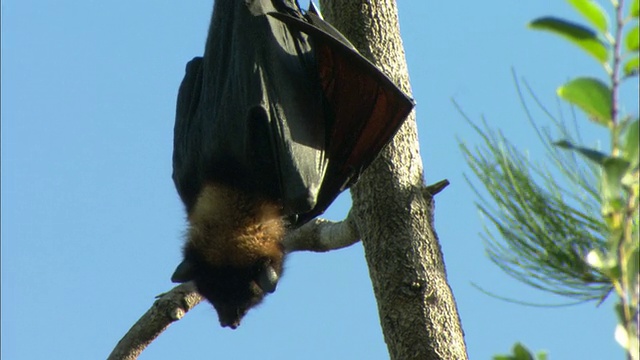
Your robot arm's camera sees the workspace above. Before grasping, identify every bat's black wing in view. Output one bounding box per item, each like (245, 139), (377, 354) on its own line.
(173, 0), (413, 224)
(173, 56), (204, 210)
(174, 0), (329, 216)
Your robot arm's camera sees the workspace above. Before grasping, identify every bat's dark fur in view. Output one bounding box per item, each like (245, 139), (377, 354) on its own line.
(171, 0), (413, 329)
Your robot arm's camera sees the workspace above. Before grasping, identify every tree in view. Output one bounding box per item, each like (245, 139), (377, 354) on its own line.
(108, 1), (467, 359)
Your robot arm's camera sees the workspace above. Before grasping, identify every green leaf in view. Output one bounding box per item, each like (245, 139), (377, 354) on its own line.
(602, 157), (630, 200)
(567, 0), (609, 33)
(632, 0), (639, 18)
(513, 343), (535, 360)
(536, 351), (549, 360)
(529, 17), (608, 63)
(624, 56), (639, 77)
(555, 139), (609, 164)
(557, 77), (612, 125)
(622, 119), (639, 168)
(513, 344), (534, 360)
(494, 343), (544, 360)
(626, 25), (639, 51)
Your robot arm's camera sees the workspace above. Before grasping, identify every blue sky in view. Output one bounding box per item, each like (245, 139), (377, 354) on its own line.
(2, 1), (637, 359)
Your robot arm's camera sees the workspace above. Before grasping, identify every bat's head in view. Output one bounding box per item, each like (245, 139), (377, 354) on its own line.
(172, 183), (286, 328)
(172, 254), (283, 329)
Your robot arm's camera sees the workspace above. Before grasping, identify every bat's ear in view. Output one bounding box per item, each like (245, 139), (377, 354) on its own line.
(256, 265), (279, 293)
(171, 260), (195, 283)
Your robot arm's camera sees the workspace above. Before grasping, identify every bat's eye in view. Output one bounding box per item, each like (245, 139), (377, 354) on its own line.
(256, 265), (279, 293)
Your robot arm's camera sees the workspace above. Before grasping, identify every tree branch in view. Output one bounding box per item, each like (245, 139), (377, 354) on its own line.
(424, 179), (450, 197)
(107, 282), (203, 360)
(284, 210), (360, 252)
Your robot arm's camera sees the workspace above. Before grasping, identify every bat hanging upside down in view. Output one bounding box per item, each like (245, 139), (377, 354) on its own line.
(170, 0), (414, 329)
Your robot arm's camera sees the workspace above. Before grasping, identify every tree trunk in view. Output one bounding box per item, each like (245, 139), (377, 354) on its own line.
(318, 1), (468, 359)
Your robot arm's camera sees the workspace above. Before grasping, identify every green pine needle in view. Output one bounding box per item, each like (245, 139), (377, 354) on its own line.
(457, 73), (613, 302)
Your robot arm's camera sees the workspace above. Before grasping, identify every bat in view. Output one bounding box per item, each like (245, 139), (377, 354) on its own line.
(170, 0), (414, 329)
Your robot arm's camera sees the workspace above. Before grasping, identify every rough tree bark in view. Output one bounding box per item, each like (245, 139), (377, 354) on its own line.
(318, 1), (467, 359)
(108, 1), (467, 359)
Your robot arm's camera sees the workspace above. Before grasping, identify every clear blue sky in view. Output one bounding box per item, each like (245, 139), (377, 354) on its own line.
(2, 1), (637, 359)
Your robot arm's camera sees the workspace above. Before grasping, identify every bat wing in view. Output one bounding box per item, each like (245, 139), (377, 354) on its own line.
(172, 56), (204, 212)
(268, 9), (415, 224)
(173, 1), (329, 216)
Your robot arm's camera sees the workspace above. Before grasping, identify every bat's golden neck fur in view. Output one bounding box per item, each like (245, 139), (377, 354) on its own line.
(187, 183), (285, 267)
